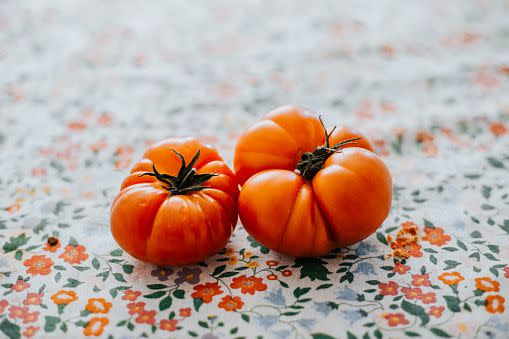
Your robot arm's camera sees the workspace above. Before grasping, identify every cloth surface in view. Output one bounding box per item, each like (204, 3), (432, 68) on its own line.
(1, 1), (509, 338)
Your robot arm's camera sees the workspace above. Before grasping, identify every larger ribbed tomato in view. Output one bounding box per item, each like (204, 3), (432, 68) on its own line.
(234, 106), (392, 257)
(110, 138), (238, 265)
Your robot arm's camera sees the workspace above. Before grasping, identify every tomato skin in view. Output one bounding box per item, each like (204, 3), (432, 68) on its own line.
(235, 106), (391, 257)
(110, 138), (238, 265)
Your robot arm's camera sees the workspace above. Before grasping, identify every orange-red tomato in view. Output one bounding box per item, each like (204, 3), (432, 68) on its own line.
(234, 105), (392, 257)
(110, 138), (238, 265)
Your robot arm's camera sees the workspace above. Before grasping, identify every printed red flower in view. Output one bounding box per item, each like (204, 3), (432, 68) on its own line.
(8, 306), (29, 320)
(267, 274), (278, 280)
(23, 292), (44, 306)
(127, 302), (145, 315)
(160, 319), (178, 332)
(85, 298), (112, 314)
(83, 317), (109, 336)
(429, 306), (445, 318)
(266, 260), (279, 267)
(401, 287), (422, 300)
(393, 262), (410, 275)
(422, 227), (451, 246)
(486, 295), (505, 314)
(135, 309), (156, 324)
(68, 121), (87, 131)
(230, 275), (267, 295)
(421, 292), (437, 304)
(412, 274), (431, 287)
(59, 245), (89, 264)
(22, 311), (39, 324)
(0, 300), (8, 314)
(378, 281), (399, 296)
(504, 267), (509, 278)
(191, 282), (223, 303)
(23, 326), (39, 338)
(179, 308), (191, 317)
(281, 270), (292, 277)
(122, 290), (141, 301)
(218, 295), (244, 311)
(23, 255), (54, 276)
(11, 279), (30, 292)
(384, 313), (410, 327)
(475, 277), (500, 292)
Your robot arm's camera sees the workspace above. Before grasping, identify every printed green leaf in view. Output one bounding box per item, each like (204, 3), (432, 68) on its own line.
(401, 300), (429, 326)
(0, 319), (21, 339)
(292, 257), (331, 281)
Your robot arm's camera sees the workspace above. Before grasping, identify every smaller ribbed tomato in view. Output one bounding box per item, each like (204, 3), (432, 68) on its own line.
(235, 106), (392, 257)
(110, 138), (238, 266)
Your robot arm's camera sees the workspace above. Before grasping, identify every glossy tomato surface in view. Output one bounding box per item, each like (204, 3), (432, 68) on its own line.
(111, 138), (239, 265)
(235, 106), (392, 256)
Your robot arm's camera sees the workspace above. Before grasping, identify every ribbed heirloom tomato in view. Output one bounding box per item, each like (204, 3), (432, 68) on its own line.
(234, 106), (392, 257)
(110, 138), (239, 265)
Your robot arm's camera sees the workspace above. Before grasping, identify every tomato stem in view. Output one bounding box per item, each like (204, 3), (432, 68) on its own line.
(295, 115), (361, 181)
(139, 149), (217, 195)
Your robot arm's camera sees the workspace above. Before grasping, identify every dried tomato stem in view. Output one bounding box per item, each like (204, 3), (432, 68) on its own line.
(140, 149), (216, 195)
(295, 115), (361, 181)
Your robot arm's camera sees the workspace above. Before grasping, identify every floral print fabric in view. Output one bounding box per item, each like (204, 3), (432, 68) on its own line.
(1, 1), (508, 338)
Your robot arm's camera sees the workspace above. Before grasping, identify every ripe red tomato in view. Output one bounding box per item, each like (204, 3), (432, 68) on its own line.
(110, 138), (239, 265)
(234, 106), (392, 256)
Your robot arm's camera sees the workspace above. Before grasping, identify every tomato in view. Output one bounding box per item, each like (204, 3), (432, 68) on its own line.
(110, 138), (239, 265)
(234, 106), (392, 257)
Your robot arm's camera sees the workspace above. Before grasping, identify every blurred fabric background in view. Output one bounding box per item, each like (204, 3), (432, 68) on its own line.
(0, 1), (508, 338)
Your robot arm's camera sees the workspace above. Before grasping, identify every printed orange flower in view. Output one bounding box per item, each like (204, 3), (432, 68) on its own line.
(59, 245), (89, 264)
(224, 247), (235, 256)
(0, 300), (8, 314)
(486, 295), (505, 314)
(8, 306), (29, 320)
(243, 251), (253, 259)
(422, 227), (451, 246)
(11, 279), (30, 292)
(438, 272), (465, 286)
(228, 256), (239, 265)
(122, 290), (141, 301)
(179, 308), (191, 317)
(421, 292), (437, 304)
(85, 298), (112, 314)
(412, 274), (431, 287)
(135, 309), (156, 324)
(490, 122), (507, 137)
(160, 319), (178, 332)
(127, 302), (145, 315)
(23, 326), (39, 338)
(51, 290), (78, 305)
(267, 274), (278, 280)
(384, 313), (410, 327)
(230, 275), (267, 295)
(378, 281), (399, 296)
(23, 255), (54, 276)
(22, 311), (39, 324)
(83, 317), (109, 336)
(43, 237), (61, 253)
(266, 260), (279, 267)
(429, 306), (444, 318)
(218, 295), (244, 311)
(391, 240), (422, 258)
(246, 261), (259, 269)
(393, 262), (410, 275)
(68, 121), (87, 131)
(401, 287), (422, 300)
(23, 292), (44, 306)
(191, 283), (223, 303)
(475, 277), (500, 292)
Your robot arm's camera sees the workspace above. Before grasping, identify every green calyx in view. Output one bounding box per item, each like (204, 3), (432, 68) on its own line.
(140, 149), (216, 195)
(295, 115), (361, 181)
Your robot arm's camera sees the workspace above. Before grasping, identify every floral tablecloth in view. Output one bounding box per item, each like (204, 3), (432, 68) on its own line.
(1, 1), (509, 338)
